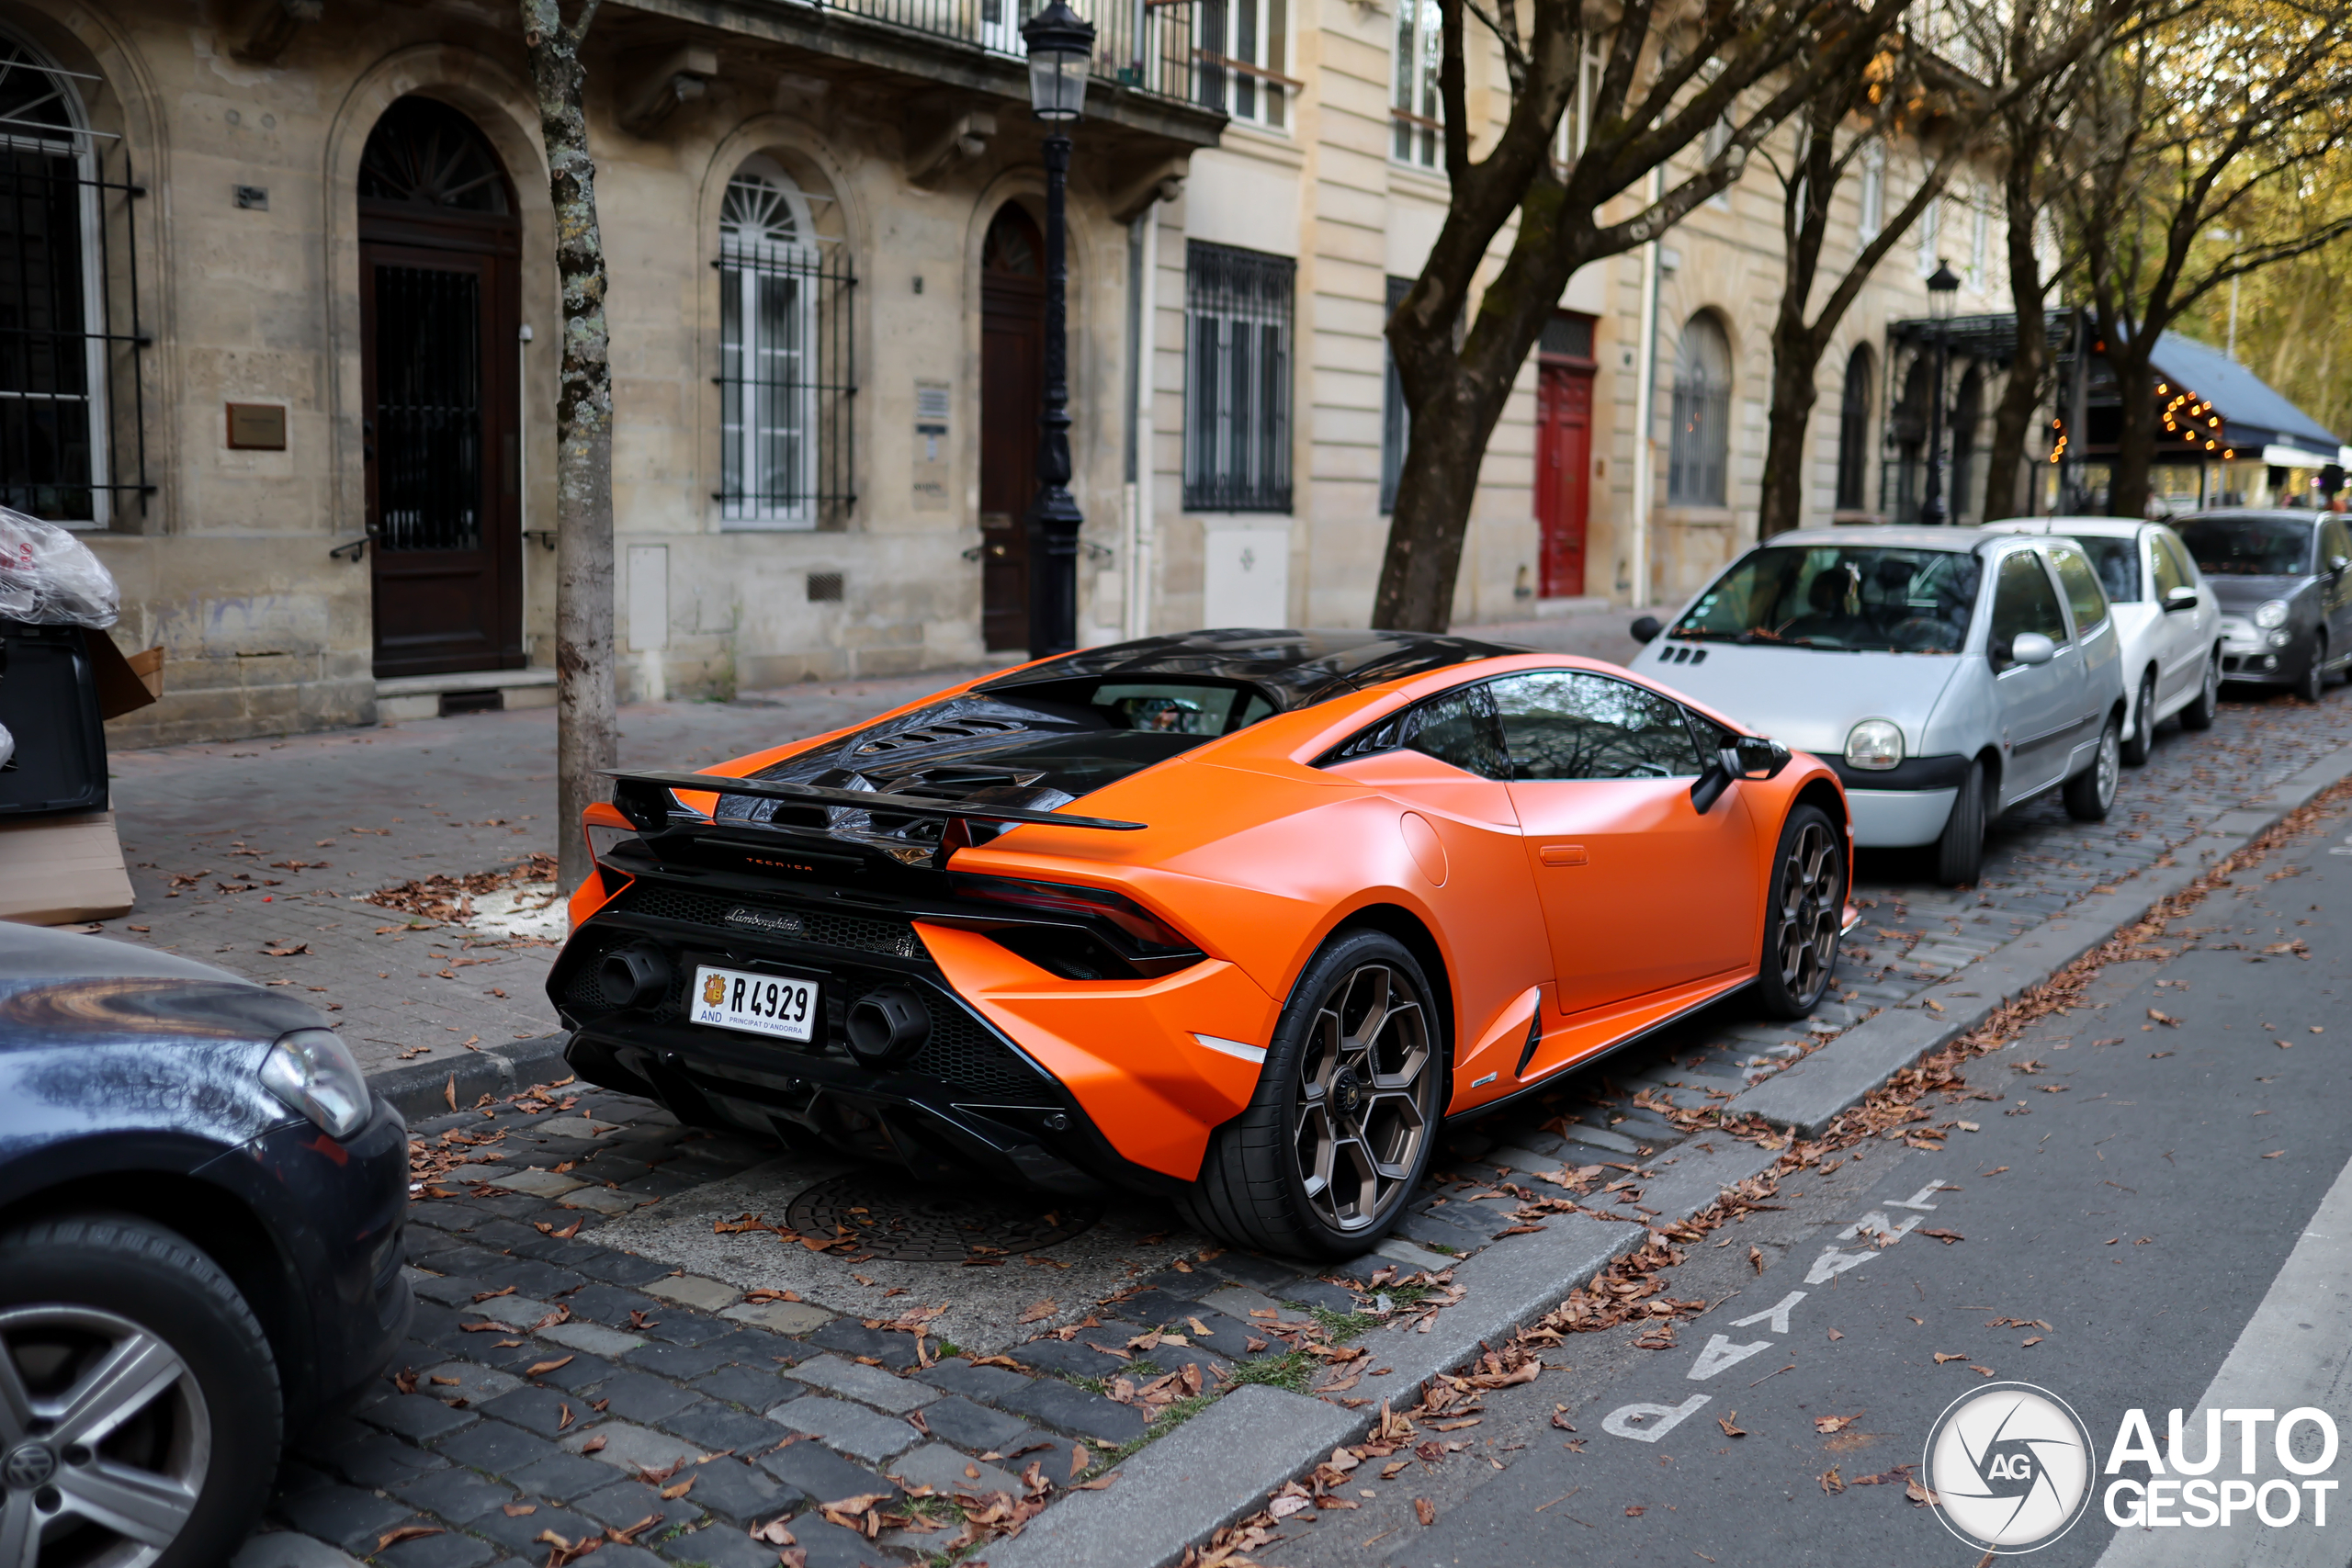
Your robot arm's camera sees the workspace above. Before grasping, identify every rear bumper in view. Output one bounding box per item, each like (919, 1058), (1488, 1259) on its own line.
(552, 897), (1279, 1192)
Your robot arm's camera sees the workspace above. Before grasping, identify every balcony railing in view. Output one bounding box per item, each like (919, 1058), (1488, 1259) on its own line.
(801, 0), (1202, 106)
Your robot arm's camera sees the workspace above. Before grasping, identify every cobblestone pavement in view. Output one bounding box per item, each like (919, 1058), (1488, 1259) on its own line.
(92, 659), (2350, 1568)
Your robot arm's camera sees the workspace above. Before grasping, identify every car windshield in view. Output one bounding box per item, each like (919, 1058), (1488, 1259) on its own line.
(2177, 515), (2312, 577)
(2066, 535), (2140, 603)
(1671, 546), (1983, 653)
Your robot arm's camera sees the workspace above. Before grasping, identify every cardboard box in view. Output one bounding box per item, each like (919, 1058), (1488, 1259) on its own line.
(0, 809), (134, 924)
(88, 632), (164, 721)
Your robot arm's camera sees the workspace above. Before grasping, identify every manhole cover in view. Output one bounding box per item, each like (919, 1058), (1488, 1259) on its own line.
(784, 1172), (1102, 1262)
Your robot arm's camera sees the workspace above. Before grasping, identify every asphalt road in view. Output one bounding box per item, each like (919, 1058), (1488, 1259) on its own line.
(1270, 786), (2352, 1567)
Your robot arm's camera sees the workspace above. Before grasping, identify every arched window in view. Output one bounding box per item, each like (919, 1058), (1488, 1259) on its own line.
(0, 35), (115, 525)
(1668, 313), (1730, 506)
(1836, 343), (1872, 512)
(719, 157), (820, 526)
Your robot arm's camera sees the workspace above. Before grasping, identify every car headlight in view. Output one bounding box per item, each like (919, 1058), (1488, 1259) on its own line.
(260, 1027), (371, 1139)
(2255, 599), (2290, 629)
(1845, 719), (1905, 771)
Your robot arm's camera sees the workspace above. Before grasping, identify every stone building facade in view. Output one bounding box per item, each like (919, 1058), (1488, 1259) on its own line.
(1, 0), (2014, 747)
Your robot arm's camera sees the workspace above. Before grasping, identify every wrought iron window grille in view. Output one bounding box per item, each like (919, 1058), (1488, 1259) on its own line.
(1183, 239), (1293, 514)
(0, 53), (152, 528)
(711, 170), (857, 529)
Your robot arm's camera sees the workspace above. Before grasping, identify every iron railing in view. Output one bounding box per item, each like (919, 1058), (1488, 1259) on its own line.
(0, 139), (149, 525)
(373, 264), (486, 550)
(806, 0), (1201, 105)
(1183, 240), (1292, 513)
(714, 241), (857, 526)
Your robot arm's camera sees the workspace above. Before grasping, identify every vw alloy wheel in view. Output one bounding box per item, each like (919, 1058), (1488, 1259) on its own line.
(0, 1306), (209, 1568)
(1292, 962), (1435, 1235)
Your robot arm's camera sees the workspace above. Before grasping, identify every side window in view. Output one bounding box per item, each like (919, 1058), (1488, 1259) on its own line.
(1490, 671), (1706, 780)
(1404, 683), (1508, 778)
(1989, 550), (2069, 669)
(2048, 543), (2109, 635)
(2149, 531), (2188, 598)
(1323, 683), (1508, 778)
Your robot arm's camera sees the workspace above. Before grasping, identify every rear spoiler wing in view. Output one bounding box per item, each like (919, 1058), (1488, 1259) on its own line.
(603, 770), (1148, 835)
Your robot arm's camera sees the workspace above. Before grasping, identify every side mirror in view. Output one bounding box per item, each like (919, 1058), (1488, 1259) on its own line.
(1733, 735), (1792, 779)
(2163, 584), (2199, 613)
(1690, 747), (1743, 814)
(2008, 631), (2059, 667)
(1631, 615), (1663, 644)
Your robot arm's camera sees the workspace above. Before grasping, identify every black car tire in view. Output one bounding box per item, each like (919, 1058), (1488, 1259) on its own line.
(1181, 930), (1442, 1259)
(1935, 759), (1988, 886)
(1755, 804), (1844, 1020)
(2301, 633), (2330, 703)
(0, 1213), (280, 1568)
(2064, 714), (2122, 822)
(2120, 669), (2157, 766)
(2180, 648), (2220, 730)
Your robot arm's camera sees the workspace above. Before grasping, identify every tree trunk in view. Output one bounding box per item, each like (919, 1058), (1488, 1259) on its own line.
(1984, 141), (2047, 520)
(1757, 322), (1824, 537)
(522, 0), (617, 895)
(2107, 347), (2157, 520)
(1374, 373), (1514, 630)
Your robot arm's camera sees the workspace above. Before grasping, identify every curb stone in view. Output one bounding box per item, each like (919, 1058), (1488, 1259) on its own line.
(365, 1032), (571, 1122)
(999, 735), (2352, 1568)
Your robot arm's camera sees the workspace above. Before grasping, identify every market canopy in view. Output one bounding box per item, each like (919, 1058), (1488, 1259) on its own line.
(2143, 331), (2349, 469)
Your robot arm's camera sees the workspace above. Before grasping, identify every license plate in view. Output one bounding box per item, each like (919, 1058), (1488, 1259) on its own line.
(690, 965), (819, 1043)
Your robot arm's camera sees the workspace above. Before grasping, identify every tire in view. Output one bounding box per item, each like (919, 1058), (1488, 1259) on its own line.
(2064, 713), (2122, 821)
(2120, 669), (2157, 766)
(2301, 634), (2329, 704)
(0, 1214), (280, 1568)
(1755, 804), (1844, 1020)
(2179, 648), (2220, 730)
(1180, 931), (1443, 1259)
(1935, 759), (1988, 886)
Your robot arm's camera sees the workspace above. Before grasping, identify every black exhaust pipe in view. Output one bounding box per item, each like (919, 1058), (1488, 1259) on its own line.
(846, 987), (931, 1066)
(599, 944), (671, 1010)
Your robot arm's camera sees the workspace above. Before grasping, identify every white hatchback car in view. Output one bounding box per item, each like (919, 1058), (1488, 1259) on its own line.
(1630, 526), (2128, 884)
(1981, 516), (2222, 762)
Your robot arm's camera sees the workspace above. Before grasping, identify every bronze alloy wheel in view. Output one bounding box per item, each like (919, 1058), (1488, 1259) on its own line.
(1291, 961), (1435, 1235)
(0, 1305), (210, 1567)
(1775, 817), (1842, 1006)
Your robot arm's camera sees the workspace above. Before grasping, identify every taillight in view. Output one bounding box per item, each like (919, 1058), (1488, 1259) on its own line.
(948, 873), (1198, 961)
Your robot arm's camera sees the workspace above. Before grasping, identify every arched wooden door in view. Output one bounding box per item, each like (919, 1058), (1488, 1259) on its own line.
(1534, 313), (1595, 599)
(358, 96), (524, 678)
(978, 206), (1045, 652)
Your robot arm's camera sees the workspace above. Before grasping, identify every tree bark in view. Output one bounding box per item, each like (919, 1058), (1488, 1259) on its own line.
(2106, 340), (2158, 520)
(1757, 321), (1825, 537)
(522, 0), (617, 895)
(1983, 130), (2048, 521)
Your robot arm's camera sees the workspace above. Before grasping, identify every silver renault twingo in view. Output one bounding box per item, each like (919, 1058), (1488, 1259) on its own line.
(1630, 526), (2128, 884)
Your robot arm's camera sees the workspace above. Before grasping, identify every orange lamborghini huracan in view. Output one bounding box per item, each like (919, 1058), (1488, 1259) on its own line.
(549, 630), (1851, 1258)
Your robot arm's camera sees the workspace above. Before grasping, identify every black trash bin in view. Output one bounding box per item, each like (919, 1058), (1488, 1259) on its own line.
(0, 620), (107, 817)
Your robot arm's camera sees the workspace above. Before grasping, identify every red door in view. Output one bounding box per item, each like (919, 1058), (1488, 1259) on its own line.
(1534, 361), (1593, 599)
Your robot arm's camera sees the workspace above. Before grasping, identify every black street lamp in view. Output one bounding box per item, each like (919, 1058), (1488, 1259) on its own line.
(1918, 258), (1962, 525)
(1021, 0), (1095, 658)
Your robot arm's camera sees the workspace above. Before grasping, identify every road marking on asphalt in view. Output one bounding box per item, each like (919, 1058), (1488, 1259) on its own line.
(1687, 1335), (1773, 1382)
(1805, 1246), (1878, 1284)
(1838, 1211), (1923, 1243)
(2098, 1144), (2352, 1567)
(1728, 1290), (1808, 1334)
(1887, 1180), (1953, 1210)
(1601, 1395), (1710, 1442)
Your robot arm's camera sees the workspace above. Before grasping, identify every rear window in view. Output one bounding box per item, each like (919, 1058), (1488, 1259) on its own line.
(2064, 535), (2140, 603)
(989, 678), (1276, 736)
(2178, 515), (2312, 577)
(1673, 546), (1982, 653)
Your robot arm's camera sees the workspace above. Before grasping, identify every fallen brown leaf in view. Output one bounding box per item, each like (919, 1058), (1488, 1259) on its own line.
(1415, 1498), (1437, 1526)
(1717, 1413), (1746, 1438)
(526, 1357), (574, 1378)
(377, 1525), (444, 1551)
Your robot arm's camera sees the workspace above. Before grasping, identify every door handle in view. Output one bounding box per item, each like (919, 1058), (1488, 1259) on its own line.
(1539, 844), (1588, 866)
